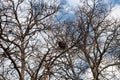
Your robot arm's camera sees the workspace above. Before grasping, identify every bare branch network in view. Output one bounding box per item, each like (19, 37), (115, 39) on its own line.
(0, 0), (120, 80)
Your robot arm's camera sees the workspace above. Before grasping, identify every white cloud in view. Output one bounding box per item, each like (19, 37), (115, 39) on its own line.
(67, 0), (120, 19)
(66, 0), (80, 7)
(109, 5), (120, 19)
(66, 0), (95, 7)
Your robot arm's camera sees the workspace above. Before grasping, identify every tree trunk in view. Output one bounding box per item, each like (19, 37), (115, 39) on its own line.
(21, 41), (25, 80)
(92, 67), (99, 80)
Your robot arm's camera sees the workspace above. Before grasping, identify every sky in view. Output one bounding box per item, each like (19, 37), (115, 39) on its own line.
(61, 0), (120, 79)
(0, 0), (120, 80)
(67, 0), (120, 7)
(60, 0), (120, 20)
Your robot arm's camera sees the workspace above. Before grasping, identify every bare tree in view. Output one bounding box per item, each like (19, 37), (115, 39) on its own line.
(0, 0), (60, 80)
(0, 0), (120, 80)
(45, 0), (120, 80)
(64, 0), (120, 80)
